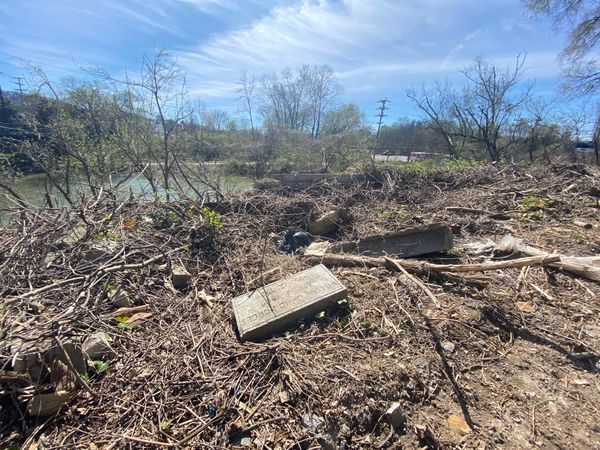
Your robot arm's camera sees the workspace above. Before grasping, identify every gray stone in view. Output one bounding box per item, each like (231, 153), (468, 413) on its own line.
(232, 264), (347, 341)
(309, 210), (341, 236)
(109, 286), (132, 307)
(171, 266), (191, 289)
(83, 332), (116, 360)
(83, 241), (119, 263)
(441, 341), (455, 354)
(55, 225), (87, 249)
(11, 342), (43, 380)
(301, 412), (326, 432)
(44, 341), (87, 376)
(329, 223), (453, 257)
(384, 402), (405, 429)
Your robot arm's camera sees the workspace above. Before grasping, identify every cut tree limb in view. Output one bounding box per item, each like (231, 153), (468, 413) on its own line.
(304, 253), (560, 274)
(519, 245), (600, 282)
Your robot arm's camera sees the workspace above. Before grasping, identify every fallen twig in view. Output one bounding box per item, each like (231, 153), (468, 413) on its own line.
(385, 257), (440, 308)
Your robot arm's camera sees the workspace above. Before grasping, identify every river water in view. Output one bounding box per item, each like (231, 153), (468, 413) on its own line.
(0, 172), (254, 223)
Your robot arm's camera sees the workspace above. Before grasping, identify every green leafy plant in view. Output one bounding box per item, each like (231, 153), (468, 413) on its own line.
(160, 419), (173, 431)
(520, 195), (554, 212)
(202, 207), (223, 233)
(361, 321), (373, 331)
(114, 315), (132, 332)
(92, 360), (110, 374)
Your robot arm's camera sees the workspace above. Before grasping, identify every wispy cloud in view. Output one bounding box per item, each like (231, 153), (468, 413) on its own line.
(0, 0), (566, 117)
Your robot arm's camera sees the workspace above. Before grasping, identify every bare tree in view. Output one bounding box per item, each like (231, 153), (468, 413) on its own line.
(406, 82), (463, 156)
(457, 55), (531, 161)
(97, 50), (190, 200)
(561, 106), (590, 162)
(238, 71), (257, 137)
(259, 65), (341, 135)
(524, 0), (600, 94)
(308, 65), (342, 138)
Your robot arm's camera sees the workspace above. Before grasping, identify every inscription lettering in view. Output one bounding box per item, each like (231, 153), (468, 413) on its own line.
(232, 265), (348, 341)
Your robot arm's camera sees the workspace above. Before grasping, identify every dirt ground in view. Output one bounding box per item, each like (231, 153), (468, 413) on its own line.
(1, 163), (599, 449)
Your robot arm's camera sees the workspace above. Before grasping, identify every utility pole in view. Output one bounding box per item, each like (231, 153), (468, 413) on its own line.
(13, 76), (25, 104)
(375, 98), (390, 140)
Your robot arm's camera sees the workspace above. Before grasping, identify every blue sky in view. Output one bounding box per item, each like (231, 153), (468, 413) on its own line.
(0, 0), (570, 124)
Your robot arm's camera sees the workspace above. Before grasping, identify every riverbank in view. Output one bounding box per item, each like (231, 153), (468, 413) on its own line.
(1, 163), (599, 449)
(0, 171), (254, 223)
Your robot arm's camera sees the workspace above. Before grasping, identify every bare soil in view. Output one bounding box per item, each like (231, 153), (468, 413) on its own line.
(1, 163), (599, 449)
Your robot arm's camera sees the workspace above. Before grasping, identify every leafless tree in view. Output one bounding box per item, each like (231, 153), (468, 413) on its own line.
(561, 106), (590, 162)
(238, 71), (257, 137)
(308, 65), (343, 138)
(457, 55), (531, 161)
(259, 65), (342, 136)
(524, 0), (600, 95)
(97, 50), (190, 201)
(406, 82), (463, 156)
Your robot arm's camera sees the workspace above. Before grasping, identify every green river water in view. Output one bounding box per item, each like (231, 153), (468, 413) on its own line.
(0, 173), (254, 223)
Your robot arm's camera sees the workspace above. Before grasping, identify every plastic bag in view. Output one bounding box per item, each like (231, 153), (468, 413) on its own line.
(496, 235), (523, 254)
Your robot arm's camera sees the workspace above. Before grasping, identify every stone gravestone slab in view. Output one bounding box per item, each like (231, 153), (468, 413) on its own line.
(232, 264), (347, 341)
(329, 223), (453, 257)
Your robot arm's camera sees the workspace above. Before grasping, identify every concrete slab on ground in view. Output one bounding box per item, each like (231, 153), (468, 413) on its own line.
(328, 223), (454, 257)
(232, 264), (347, 341)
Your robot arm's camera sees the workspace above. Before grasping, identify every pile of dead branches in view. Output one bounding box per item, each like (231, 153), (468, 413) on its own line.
(1, 163), (599, 449)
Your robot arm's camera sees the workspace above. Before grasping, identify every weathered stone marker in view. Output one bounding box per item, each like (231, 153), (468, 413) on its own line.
(232, 264), (347, 341)
(328, 223), (453, 257)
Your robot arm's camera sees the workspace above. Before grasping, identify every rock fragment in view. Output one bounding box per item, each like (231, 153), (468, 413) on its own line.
(171, 266), (191, 289)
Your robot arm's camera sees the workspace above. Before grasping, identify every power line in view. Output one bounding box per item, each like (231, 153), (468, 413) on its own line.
(375, 97), (390, 140)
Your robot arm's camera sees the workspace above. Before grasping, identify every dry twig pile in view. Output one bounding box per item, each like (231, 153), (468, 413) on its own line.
(1, 163), (599, 449)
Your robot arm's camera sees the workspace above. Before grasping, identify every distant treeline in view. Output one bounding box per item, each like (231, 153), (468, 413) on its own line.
(0, 50), (598, 207)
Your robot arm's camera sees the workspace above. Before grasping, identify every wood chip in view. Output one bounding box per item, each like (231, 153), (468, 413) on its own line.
(447, 415), (472, 434)
(125, 312), (153, 324)
(516, 301), (535, 313)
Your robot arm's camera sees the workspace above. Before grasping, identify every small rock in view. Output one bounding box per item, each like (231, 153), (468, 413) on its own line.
(441, 341), (455, 354)
(28, 391), (76, 416)
(83, 241), (119, 263)
(301, 412), (326, 432)
(171, 266), (191, 289)
(109, 286), (132, 307)
(83, 332), (116, 360)
(51, 360), (78, 391)
(11, 342), (43, 379)
(278, 388), (290, 404)
(384, 402), (405, 429)
(56, 225), (87, 248)
(45, 341), (87, 376)
(309, 210), (341, 236)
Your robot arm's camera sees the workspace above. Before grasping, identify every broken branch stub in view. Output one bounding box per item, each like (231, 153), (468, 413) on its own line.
(232, 264), (347, 341)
